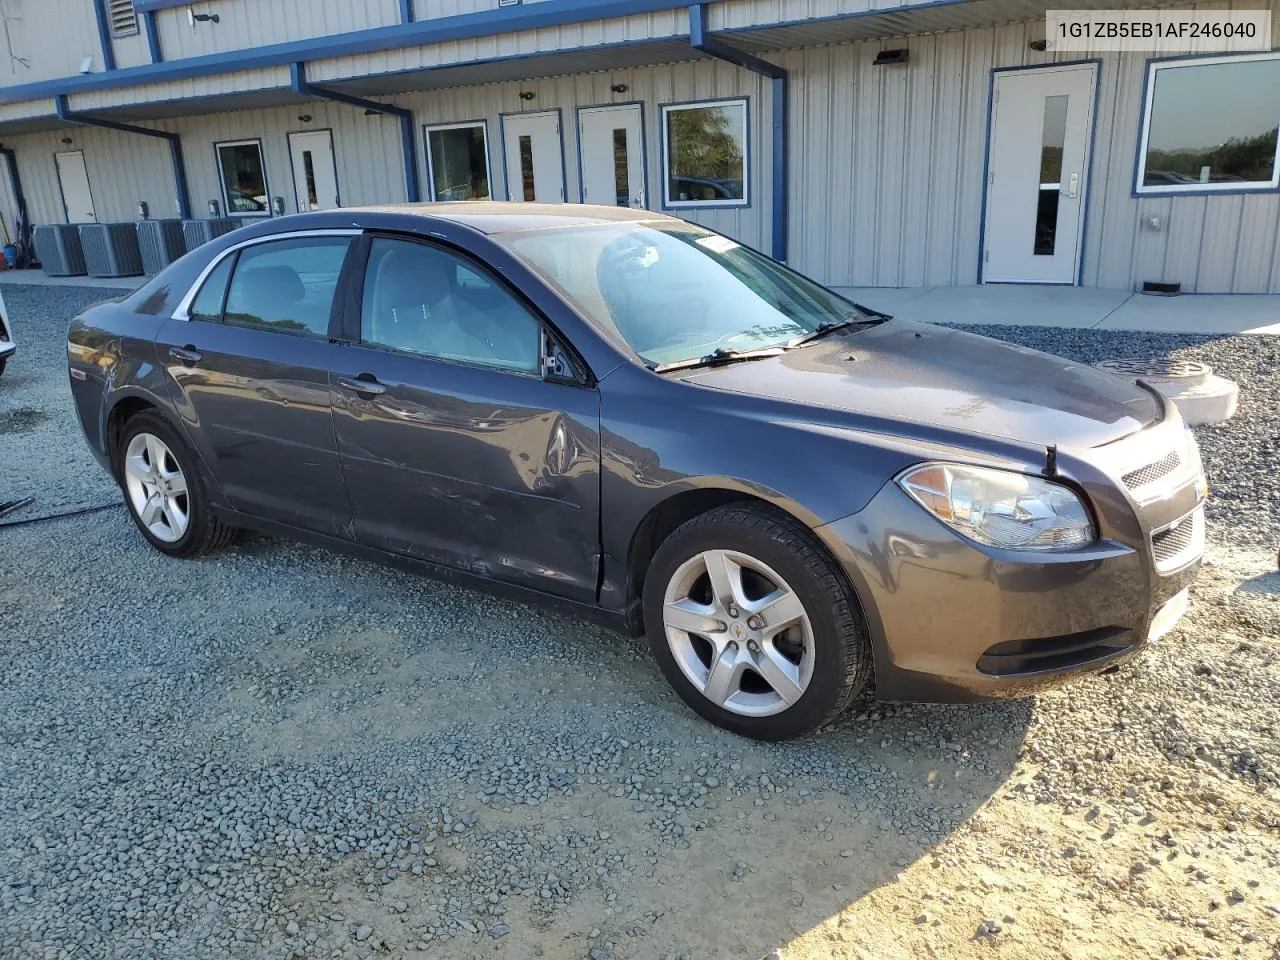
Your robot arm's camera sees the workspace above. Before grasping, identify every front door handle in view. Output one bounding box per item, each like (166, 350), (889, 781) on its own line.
(168, 345), (202, 365)
(1066, 172), (1080, 199)
(336, 374), (386, 398)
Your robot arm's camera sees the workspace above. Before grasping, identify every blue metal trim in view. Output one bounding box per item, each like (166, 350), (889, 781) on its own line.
(423, 119), (494, 202)
(144, 11), (163, 63)
(658, 96), (752, 212)
(289, 62), (420, 203)
(55, 94), (191, 218)
(399, 0), (414, 24)
(688, 4), (784, 260)
(135, 0), (203, 10)
(1131, 50), (1280, 199)
(498, 108), (568, 203)
(573, 101), (649, 207)
(0, 0), (689, 105)
(91, 0), (117, 72)
(977, 60), (1102, 285)
(0, 146), (31, 250)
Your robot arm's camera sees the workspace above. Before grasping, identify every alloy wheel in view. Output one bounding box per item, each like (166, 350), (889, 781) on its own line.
(661, 549), (815, 717)
(122, 432), (190, 543)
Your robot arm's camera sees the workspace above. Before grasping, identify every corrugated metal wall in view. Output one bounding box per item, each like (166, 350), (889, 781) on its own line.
(0, 125), (176, 224)
(152, 0), (399, 62)
(69, 67), (292, 111)
(307, 9), (688, 82)
(779, 0), (1280, 292)
(0, 0), (103, 84)
(712, 0), (945, 30)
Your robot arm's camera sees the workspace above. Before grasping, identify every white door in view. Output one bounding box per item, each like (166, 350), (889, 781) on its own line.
(55, 151), (96, 223)
(287, 130), (340, 212)
(982, 64), (1096, 284)
(578, 104), (645, 208)
(502, 111), (564, 203)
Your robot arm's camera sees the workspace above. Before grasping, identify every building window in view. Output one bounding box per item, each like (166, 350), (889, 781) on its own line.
(215, 140), (270, 216)
(109, 0), (139, 38)
(1136, 53), (1280, 195)
(425, 122), (492, 201)
(661, 99), (748, 208)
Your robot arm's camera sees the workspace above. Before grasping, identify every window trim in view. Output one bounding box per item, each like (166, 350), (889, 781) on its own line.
(423, 119), (494, 202)
(214, 137), (272, 218)
(659, 96), (751, 210)
(1133, 50), (1280, 198)
(348, 231), (590, 383)
(173, 229), (362, 322)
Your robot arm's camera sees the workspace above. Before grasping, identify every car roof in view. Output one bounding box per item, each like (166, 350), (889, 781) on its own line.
(336, 201), (678, 235)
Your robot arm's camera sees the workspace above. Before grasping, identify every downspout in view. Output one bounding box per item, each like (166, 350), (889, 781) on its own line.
(688, 3), (787, 262)
(290, 63), (421, 203)
(91, 0), (118, 71)
(55, 95), (191, 218)
(399, 0), (414, 24)
(0, 144), (32, 257)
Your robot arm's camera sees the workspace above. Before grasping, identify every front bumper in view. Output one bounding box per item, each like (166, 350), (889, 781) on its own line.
(815, 466), (1202, 703)
(0, 339), (14, 360)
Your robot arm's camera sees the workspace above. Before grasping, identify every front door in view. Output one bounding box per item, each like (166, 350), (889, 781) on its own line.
(330, 234), (601, 602)
(578, 104), (646, 208)
(502, 111), (564, 202)
(982, 64), (1096, 284)
(287, 130), (340, 212)
(157, 233), (356, 536)
(55, 150), (96, 223)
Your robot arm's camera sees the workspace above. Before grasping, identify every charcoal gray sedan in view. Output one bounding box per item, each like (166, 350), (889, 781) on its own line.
(67, 204), (1207, 740)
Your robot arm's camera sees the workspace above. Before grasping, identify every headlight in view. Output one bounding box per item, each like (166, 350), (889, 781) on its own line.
(897, 462), (1095, 551)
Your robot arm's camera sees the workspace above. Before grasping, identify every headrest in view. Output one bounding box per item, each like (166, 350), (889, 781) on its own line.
(236, 265), (305, 316)
(375, 245), (455, 308)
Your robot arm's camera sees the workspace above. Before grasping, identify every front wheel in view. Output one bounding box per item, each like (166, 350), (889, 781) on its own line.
(643, 503), (872, 740)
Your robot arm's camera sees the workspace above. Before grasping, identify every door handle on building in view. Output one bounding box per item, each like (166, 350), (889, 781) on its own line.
(1067, 172), (1080, 199)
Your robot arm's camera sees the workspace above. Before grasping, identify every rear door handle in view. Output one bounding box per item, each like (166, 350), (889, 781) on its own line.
(336, 374), (386, 397)
(168, 345), (202, 365)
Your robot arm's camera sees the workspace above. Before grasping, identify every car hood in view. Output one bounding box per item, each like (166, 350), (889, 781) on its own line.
(679, 320), (1161, 447)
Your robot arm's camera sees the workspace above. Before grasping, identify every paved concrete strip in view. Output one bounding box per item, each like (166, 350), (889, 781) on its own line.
(1093, 292), (1280, 336)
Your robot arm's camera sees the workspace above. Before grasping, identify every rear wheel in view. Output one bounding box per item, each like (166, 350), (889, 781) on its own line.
(643, 503), (872, 740)
(117, 411), (237, 557)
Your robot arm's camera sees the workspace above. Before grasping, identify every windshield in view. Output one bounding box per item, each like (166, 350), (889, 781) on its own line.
(499, 222), (863, 366)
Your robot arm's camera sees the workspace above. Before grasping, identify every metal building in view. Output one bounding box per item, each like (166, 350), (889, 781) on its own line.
(0, 0), (1275, 292)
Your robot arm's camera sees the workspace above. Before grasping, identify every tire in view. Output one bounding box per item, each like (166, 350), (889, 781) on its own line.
(0, 357), (7, 379)
(642, 502), (872, 741)
(117, 410), (238, 558)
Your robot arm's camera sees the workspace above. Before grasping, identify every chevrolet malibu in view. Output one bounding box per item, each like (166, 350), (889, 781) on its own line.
(67, 204), (1206, 740)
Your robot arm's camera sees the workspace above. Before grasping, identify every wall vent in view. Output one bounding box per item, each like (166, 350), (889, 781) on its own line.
(109, 0), (139, 38)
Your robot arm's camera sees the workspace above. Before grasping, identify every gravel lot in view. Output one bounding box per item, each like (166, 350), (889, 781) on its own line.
(0, 282), (1277, 960)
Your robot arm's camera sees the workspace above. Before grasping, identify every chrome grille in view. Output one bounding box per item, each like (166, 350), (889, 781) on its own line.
(1150, 507), (1204, 572)
(1123, 450), (1181, 490)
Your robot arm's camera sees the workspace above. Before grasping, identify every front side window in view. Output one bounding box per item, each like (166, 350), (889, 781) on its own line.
(360, 237), (539, 373)
(221, 237), (352, 337)
(662, 99), (748, 208)
(216, 140), (270, 215)
(502, 223), (859, 367)
(1137, 53), (1280, 194)
(425, 122), (492, 201)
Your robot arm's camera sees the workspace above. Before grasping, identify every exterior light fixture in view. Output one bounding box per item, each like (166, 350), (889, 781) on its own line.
(611, 83), (628, 93)
(518, 91), (536, 101)
(61, 137), (73, 145)
(298, 114), (312, 123)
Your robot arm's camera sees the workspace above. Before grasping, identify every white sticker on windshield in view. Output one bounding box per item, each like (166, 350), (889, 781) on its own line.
(696, 235), (739, 254)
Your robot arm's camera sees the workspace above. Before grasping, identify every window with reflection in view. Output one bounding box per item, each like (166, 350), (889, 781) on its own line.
(1137, 53), (1280, 194)
(221, 237), (352, 337)
(662, 99), (748, 207)
(216, 140), (269, 215)
(425, 122), (492, 201)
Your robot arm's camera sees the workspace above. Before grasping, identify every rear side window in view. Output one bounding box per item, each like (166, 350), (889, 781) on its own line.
(221, 236), (352, 337)
(187, 254), (234, 322)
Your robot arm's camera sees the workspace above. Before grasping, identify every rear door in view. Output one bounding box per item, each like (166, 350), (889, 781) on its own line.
(329, 234), (601, 601)
(157, 231), (358, 536)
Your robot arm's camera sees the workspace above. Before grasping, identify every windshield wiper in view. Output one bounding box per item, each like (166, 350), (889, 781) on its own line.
(652, 346), (788, 374)
(786, 302), (893, 347)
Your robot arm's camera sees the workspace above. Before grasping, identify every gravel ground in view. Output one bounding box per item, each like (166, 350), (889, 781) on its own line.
(0, 284), (1277, 960)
